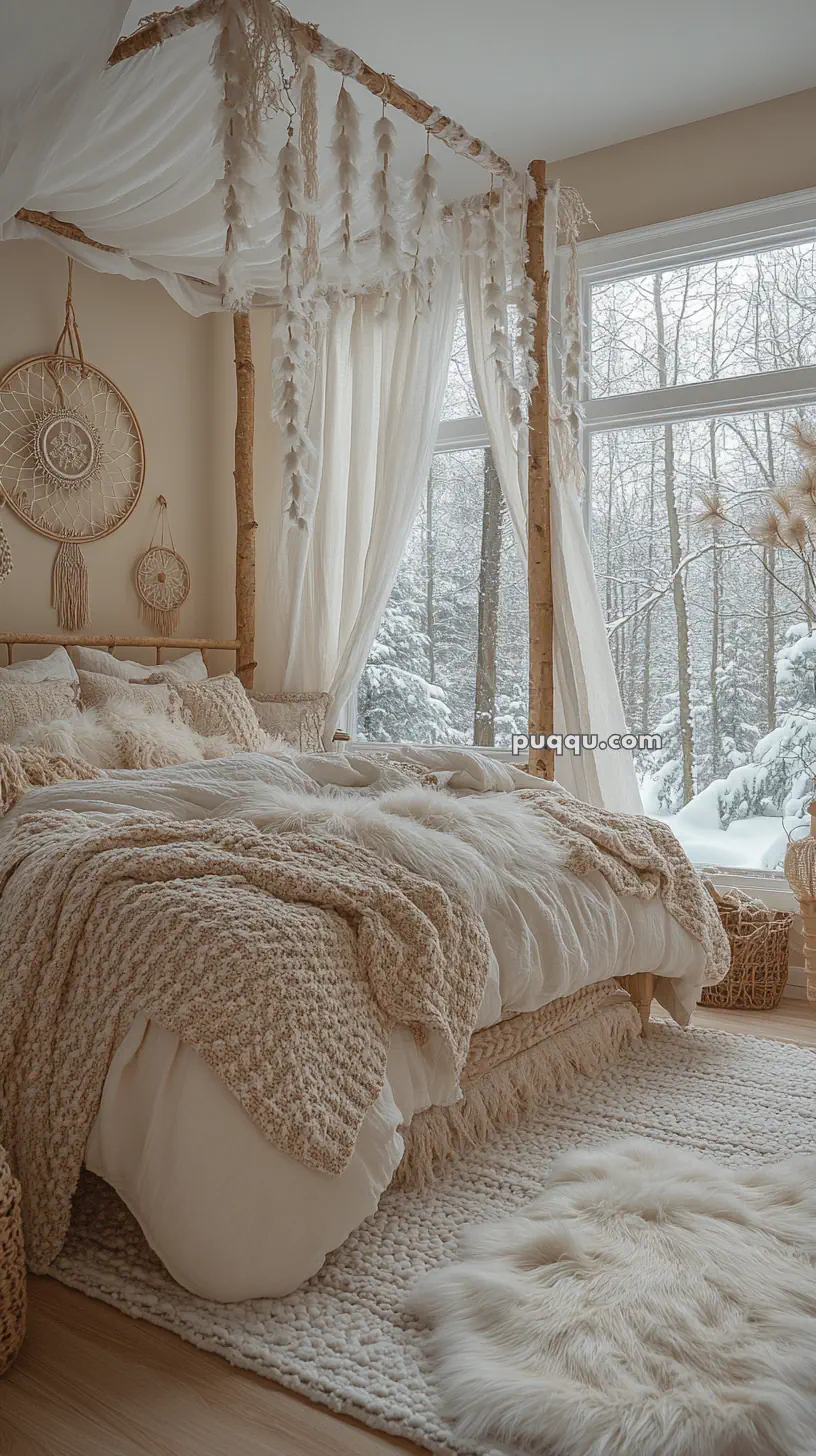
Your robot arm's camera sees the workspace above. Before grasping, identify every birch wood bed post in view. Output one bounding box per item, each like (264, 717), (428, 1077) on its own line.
(526, 159), (554, 780)
(233, 310), (257, 689)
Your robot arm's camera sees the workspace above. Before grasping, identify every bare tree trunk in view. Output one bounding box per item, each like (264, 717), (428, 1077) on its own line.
(425, 471), (435, 682)
(654, 273), (694, 804)
(473, 450), (502, 746)
(764, 412), (776, 731)
(709, 418), (720, 778)
(642, 442), (656, 730)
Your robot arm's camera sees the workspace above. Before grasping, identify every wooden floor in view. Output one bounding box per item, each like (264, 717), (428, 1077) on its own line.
(2, 1000), (815, 1456)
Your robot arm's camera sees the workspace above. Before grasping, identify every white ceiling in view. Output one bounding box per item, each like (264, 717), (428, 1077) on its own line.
(298, 0), (816, 161)
(121, 0), (816, 196)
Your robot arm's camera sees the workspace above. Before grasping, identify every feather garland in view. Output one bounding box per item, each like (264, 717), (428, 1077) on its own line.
(372, 112), (402, 278)
(558, 185), (594, 438)
(484, 189), (524, 435)
(408, 149), (443, 309)
(331, 83), (361, 288)
(298, 56), (321, 286)
(212, 0), (295, 310)
(273, 133), (316, 530)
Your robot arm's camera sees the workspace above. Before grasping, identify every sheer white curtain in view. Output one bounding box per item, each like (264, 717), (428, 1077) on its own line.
(272, 247), (460, 739)
(461, 193), (641, 812)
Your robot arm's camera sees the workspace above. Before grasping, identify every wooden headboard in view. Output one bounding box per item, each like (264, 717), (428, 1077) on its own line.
(0, 632), (243, 679)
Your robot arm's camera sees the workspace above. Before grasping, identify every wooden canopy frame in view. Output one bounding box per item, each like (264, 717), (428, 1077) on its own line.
(11, 1), (555, 774)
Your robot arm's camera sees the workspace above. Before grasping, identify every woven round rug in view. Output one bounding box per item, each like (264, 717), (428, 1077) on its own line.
(52, 1023), (816, 1456)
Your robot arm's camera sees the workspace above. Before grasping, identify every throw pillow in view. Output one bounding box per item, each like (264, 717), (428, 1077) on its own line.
(78, 670), (182, 719)
(249, 691), (330, 752)
(74, 646), (208, 682)
(157, 672), (266, 753)
(0, 646), (78, 683)
(0, 680), (80, 742)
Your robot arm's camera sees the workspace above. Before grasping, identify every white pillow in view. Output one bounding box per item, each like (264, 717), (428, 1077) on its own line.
(0, 646), (78, 683)
(73, 646), (208, 682)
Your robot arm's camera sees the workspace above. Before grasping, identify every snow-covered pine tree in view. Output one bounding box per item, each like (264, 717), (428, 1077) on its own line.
(356, 579), (462, 744)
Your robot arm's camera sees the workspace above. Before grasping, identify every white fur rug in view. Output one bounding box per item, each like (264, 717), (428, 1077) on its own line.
(53, 1024), (816, 1456)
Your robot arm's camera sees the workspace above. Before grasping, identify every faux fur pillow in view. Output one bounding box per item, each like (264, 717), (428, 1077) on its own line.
(74, 646), (208, 683)
(154, 672), (266, 753)
(14, 704), (238, 771)
(0, 680), (80, 742)
(249, 691), (330, 752)
(0, 646), (78, 684)
(78, 670), (182, 719)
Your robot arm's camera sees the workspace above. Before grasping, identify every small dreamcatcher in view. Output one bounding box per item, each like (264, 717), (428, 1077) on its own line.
(0, 259), (145, 629)
(135, 495), (190, 635)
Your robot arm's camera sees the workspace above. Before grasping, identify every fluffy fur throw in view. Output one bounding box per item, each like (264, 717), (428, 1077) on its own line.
(0, 810), (491, 1272)
(411, 1138), (816, 1456)
(0, 742), (104, 818)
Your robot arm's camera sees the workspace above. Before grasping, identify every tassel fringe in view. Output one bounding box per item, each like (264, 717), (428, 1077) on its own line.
(52, 541), (89, 631)
(394, 1003), (641, 1191)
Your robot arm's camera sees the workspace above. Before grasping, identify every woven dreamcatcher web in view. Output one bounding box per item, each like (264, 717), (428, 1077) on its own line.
(135, 495), (190, 636)
(0, 261), (145, 629)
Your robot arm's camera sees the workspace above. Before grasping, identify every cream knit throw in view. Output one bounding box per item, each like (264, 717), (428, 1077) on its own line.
(0, 810), (491, 1272)
(0, 743), (104, 818)
(518, 787), (730, 982)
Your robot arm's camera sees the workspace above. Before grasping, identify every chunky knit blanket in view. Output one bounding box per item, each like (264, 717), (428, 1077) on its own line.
(518, 786), (730, 983)
(0, 810), (491, 1272)
(0, 743), (104, 818)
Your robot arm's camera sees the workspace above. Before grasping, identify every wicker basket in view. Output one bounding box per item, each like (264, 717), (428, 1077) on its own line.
(701, 886), (791, 1011)
(0, 1146), (26, 1375)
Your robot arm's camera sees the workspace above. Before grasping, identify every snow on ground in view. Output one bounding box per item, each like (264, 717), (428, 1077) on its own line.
(660, 810), (789, 870)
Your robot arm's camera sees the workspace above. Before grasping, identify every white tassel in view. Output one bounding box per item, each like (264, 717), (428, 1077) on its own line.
(372, 112), (402, 279)
(298, 56), (321, 286)
(331, 83), (361, 288)
(212, 0), (257, 309)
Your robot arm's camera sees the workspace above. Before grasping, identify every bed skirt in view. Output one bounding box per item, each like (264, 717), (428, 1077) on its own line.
(394, 981), (641, 1190)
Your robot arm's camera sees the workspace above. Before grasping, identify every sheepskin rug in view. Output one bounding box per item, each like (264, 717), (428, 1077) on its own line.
(412, 1137), (816, 1456)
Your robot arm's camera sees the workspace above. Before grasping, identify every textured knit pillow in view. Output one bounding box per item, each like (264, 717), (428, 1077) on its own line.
(78, 670), (182, 719)
(74, 646), (208, 683)
(0, 680), (80, 742)
(0, 646), (78, 684)
(158, 672), (266, 752)
(249, 691), (330, 752)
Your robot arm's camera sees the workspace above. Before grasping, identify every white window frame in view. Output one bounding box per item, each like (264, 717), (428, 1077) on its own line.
(559, 186), (816, 528)
(561, 186), (816, 890)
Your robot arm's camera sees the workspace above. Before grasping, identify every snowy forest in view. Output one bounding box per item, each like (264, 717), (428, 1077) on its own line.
(358, 239), (816, 868)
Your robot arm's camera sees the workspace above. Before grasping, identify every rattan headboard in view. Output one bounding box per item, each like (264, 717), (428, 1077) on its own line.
(0, 632), (241, 676)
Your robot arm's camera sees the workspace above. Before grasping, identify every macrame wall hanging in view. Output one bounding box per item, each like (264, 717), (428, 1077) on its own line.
(135, 494), (190, 635)
(0, 260), (145, 629)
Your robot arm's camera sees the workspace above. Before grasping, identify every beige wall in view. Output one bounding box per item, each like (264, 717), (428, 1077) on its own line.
(551, 87), (816, 237)
(0, 239), (235, 666)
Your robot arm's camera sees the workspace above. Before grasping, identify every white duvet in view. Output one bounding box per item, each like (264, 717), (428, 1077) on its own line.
(2, 748), (706, 1300)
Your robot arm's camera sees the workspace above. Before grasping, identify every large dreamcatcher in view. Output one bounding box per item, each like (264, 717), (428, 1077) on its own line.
(135, 495), (190, 636)
(0, 261), (145, 629)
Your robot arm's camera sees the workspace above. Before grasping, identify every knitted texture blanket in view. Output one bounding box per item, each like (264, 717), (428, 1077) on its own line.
(0, 743), (104, 818)
(518, 786), (730, 983)
(0, 810), (491, 1272)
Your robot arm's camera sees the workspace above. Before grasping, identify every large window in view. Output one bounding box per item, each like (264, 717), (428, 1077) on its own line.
(357, 310), (528, 747)
(578, 190), (816, 870)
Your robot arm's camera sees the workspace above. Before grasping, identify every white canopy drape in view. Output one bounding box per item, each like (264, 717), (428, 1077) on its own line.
(460, 188), (642, 812)
(270, 250), (461, 738)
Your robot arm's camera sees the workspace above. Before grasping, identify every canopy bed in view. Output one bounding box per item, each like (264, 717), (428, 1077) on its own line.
(0, 1), (729, 1307)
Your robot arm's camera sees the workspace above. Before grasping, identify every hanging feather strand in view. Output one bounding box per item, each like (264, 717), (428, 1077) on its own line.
(331, 82), (361, 287)
(298, 56), (321, 285)
(408, 148), (443, 309)
(372, 112), (402, 279)
(273, 132), (316, 529)
(484, 188), (524, 435)
(212, 0), (295, 309)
